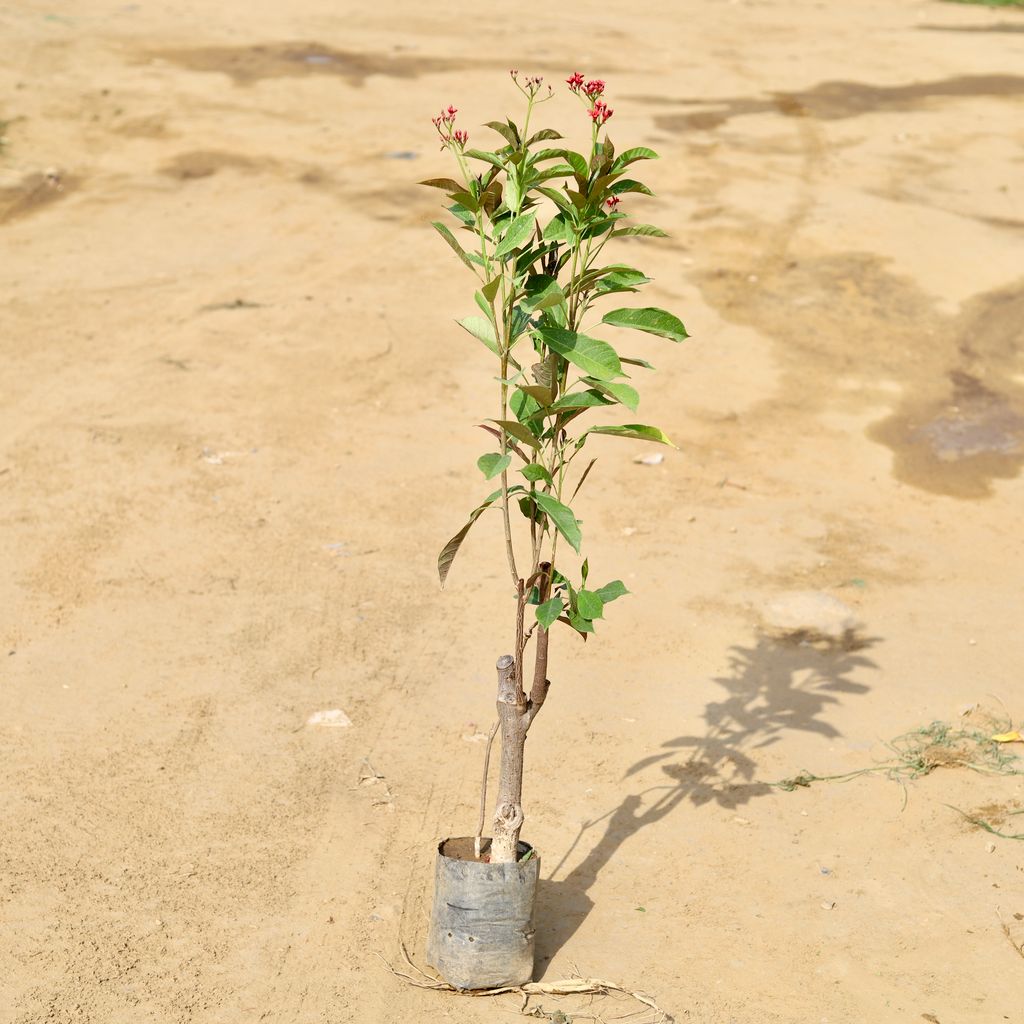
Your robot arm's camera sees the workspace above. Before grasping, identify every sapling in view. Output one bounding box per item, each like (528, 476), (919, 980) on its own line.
(425, 72), (687, 865)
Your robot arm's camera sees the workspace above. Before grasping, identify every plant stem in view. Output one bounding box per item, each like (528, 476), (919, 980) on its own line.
(492, 654), (528, 862)
(474, 718), (500, 859)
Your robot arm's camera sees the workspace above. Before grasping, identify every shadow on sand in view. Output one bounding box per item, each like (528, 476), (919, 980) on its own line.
(534, 632), (879, 973)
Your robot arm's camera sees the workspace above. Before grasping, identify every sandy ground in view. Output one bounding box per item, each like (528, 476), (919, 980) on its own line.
(2, 1), (1024, 1021)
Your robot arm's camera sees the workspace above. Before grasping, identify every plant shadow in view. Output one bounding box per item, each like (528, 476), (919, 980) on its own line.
(534, 631), (879, 974)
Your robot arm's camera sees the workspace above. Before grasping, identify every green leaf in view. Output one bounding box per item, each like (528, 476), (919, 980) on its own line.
(535, 327), (621, 382)
(484, 121), (518, 146)
(516, 384), (554, 407)
(478, 424), (526, 461)
(505, 174), (523, 215)
(568, 612), (595, 635)
(586, 424), (676, 446)
(522, 275), (566, 312)
(576, 589), (604, 620)
(510, 389), (542, 426)
(419, 177), (465, 194)
(433, 222), (477, 272)
(494, 212), (536, 258)
(621, 356), (656, 370)
(610, 224), (668, 239)
(532, 493), (582, 552)
(547, 390), (614, 413)
(609, 178), (654, 196)
(535, 186), (576, 216)
(437, 486), (525, 587)
(526, 128), (564, 146)
(533, 163), (575, 183)
(596, 580), (629, 604)
(464, 148), (507, 169)
(536, 597), (563, 630)
(491, 419), (541, 450)
(584, 377), (640, 412)
(479, 178), (503, 216)
(520, 463), (553, 485)
(595, 269), (651, 295)
(448, 189), (479, 213)
(481, 276), (502, 302)
(612, 146), (660, 171)
(562, 150), (589, 180)
(510, 304), (533, 341)
(457, 315), (500, 356)
(477, 452), (511, 480)
(448, 202), (475, 226)
(602, 307), (688, 342)
(437, 489), (500, 588)
(531, 148), (568, 163)
(542, 213), (573, 243)
(474, 290), (497, 323)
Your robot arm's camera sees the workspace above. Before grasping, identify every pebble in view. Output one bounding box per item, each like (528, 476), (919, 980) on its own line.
(761, 591), (859, 639)
(306, 709), (352, 728)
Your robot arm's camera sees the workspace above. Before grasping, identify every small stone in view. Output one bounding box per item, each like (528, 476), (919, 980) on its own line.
(986, 842), (996, 854)
(306, 709), (352, 728)
(820, 900), (835, 910)
(761, 591), (859, 640)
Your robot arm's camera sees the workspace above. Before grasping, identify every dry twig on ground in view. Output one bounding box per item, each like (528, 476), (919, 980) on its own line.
(376, 943), (674, 1023)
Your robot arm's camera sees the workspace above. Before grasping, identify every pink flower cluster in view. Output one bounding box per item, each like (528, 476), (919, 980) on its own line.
(566, 73), (605, 100)
(431, 105), (467, 147)
(567, 72), (613, 124)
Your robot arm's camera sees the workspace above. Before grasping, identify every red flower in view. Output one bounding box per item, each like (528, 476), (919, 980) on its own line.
(606, 195), (621, 209)
(432, 105), (461, 145)
(583, 79), (605, 99)
(588, 99), (614, 124)
(566, 71), (585, 92)
(453, 129), (468, 146)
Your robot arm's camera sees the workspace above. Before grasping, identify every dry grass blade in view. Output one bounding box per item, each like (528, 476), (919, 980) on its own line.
(773, 715), (1024, 795)
(378, 944), (674, 1022)
(997, 912), (1024, 962)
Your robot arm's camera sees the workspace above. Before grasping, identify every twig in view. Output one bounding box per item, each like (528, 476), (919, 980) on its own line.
(378, 944), (674, 1022)
(476, 719), (500, 858)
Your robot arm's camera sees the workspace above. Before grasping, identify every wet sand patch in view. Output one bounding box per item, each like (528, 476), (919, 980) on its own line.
(642, 74), (1024, 132)
(0, 170), (77, 225)
(154, 42), (466, 86)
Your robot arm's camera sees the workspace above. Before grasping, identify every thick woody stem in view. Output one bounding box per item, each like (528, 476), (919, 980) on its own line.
(491, 654), (528, 863)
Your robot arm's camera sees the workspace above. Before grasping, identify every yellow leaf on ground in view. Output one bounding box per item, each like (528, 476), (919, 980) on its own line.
(991, 731), (1023, 743)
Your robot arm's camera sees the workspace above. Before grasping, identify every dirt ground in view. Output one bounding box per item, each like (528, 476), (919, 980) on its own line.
(2, 1), (1024, 1022)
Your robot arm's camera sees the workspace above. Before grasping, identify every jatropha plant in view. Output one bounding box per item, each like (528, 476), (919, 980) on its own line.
(424, 72), (687, 867)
